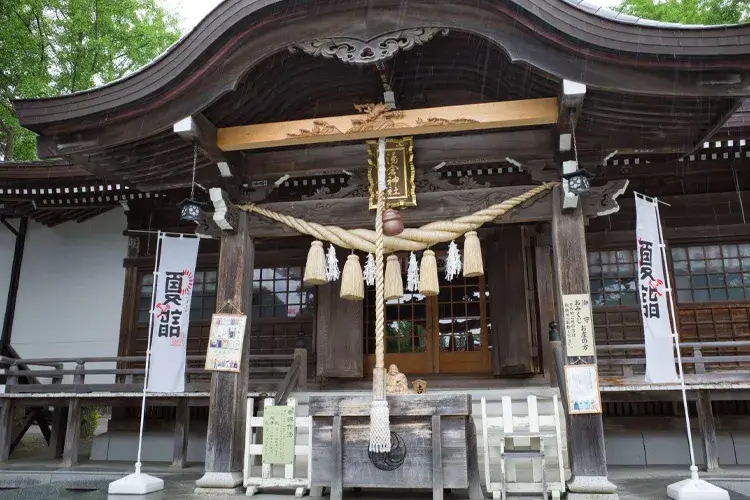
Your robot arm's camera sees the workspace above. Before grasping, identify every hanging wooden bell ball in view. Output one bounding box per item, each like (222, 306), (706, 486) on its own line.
(382, 208), (404, 237)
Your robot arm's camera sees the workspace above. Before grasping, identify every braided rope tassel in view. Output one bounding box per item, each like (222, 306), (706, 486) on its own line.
(369, 139), (391, 454)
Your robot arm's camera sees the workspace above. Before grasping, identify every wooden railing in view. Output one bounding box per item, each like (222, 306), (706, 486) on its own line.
(0, 349), (308, 468)
(0, 350), (307, 394)
(596, 341), (750, 378)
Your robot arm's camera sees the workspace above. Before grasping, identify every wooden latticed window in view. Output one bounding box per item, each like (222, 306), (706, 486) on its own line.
(588, 250), (642, 348)
(588, 250), (638, 307)
(436, 275), (485, 353)
(364, 290), (429, 355)
(134, 267), (315, 357)
(251, 267), (315, 319)
(671, 243), (750, 303)
(249, 267), (315, 355)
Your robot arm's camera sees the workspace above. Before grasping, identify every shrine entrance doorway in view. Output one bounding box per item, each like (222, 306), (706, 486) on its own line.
(363, 251), (492, 375)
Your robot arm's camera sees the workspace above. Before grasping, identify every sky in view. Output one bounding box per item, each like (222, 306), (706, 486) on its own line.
(162, 0), (621, 32)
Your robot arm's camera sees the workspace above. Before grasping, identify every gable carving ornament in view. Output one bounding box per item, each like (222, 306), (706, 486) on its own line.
(289, 28), (450, 65)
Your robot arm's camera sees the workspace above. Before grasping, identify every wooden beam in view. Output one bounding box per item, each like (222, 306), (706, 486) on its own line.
(218, 98), (559, 151)
(587, 223), (750, 249)
(242, 128), (555, 182)
(174, 114), (242, 179)
(242, 181), (627, 238)
(550, 186), (617, 499)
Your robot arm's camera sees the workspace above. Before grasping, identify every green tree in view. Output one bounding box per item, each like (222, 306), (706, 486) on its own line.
(617, 0), (748, 25)
(0, 0), (181, 160)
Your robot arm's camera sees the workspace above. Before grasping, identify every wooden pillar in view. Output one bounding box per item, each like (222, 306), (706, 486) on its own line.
(550, 187), (617, 499)
(62, 398), (82, 468)
(697, 390), (720, 471)
(195, 211), (254, 491)
(0, 400), (13, 462)
(171, 399), (190, 469)
(534, 240), (557, 385)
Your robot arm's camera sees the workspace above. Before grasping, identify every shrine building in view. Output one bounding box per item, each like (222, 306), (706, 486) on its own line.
(1, 0), (750, 496)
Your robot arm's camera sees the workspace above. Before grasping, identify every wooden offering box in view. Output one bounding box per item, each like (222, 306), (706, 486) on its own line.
(308, 393), (483, 500)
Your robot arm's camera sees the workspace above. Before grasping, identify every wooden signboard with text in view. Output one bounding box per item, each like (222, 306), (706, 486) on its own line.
(561, 294), (595, 357)
(261, 405), (297, 465)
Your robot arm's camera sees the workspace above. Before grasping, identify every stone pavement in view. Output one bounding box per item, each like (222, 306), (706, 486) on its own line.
(1, 468), (749, 499)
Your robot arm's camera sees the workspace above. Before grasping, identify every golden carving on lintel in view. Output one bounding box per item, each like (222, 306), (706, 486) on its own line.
(367, 136), (416, 209)
(287, 103), (479, 139)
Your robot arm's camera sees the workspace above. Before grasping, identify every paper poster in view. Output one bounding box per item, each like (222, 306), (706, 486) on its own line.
(565, 364), (602, 414)
(204, 313), (246, 373)
(146, 234), (199, 393)
(262, 405), (296, 465)
(561, 294), (595, 357)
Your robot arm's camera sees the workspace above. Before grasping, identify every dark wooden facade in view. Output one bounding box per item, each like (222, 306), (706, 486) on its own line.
(5, 0), (750, 492)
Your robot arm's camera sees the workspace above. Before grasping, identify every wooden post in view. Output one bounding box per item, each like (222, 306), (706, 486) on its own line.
(196, 209), (254, 491)
(171, 399), (190, 469)
(551, 186), (617, 499)
(330, 415), (343, 500)
(62, 398), (82, 468)
(0, 400), (13, 462)
(697, 390), (720, 471)
(432, 414), (444, 500)
(465, 417), (484, 500)
(534, 242), (557, 385)
(294, 348), (308, 391)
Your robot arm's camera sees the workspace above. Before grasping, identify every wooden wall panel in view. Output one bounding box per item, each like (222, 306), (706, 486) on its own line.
(487, 226), (534, 375)
(316, 281), (364, 378)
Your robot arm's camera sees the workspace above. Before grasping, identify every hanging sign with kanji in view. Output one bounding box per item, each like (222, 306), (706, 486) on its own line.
(262, 405), (297, 465)
(367, 136), (417, 209)
(561, 294), (595, 357)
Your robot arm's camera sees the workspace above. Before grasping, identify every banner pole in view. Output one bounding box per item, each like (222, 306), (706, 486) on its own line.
(657, 199), (729, 500)
(136, 230), (163, 473)
(653, 199), (695, 467)
(109, 231), (166, 495)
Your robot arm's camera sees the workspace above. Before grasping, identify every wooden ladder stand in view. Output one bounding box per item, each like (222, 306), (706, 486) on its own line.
(481, 395), (565, 500)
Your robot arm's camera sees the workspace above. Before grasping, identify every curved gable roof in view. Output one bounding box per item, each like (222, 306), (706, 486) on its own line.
(14, 0), (750, 131)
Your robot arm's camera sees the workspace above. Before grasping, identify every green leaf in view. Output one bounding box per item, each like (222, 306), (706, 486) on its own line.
(1, 0), (181, 160)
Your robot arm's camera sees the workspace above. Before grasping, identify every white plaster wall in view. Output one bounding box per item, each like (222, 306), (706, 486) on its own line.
(8, 209), (128, 382)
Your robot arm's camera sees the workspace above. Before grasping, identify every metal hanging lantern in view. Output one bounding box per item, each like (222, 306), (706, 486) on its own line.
(562, 168), (594, 195)
(179, 199), (204, 222)
(562, 111), (594, 196)
(179, 144), (204, 223)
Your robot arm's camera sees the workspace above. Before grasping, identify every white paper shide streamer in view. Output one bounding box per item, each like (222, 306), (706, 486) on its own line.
(445, 240), (462, 281)
(326, 244), (340, 282)
(364, 253), (376, 286)
(406, 252), (420, 292)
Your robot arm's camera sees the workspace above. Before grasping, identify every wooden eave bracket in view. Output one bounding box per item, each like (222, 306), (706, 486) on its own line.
(174, 115), (244, 196)
(209, 187), (239, 233)
(556, 80), (586, 160)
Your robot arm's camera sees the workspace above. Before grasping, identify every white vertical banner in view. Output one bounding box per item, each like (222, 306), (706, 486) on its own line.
(635, 194), (678, 383)
(146, 235), (200, 393)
